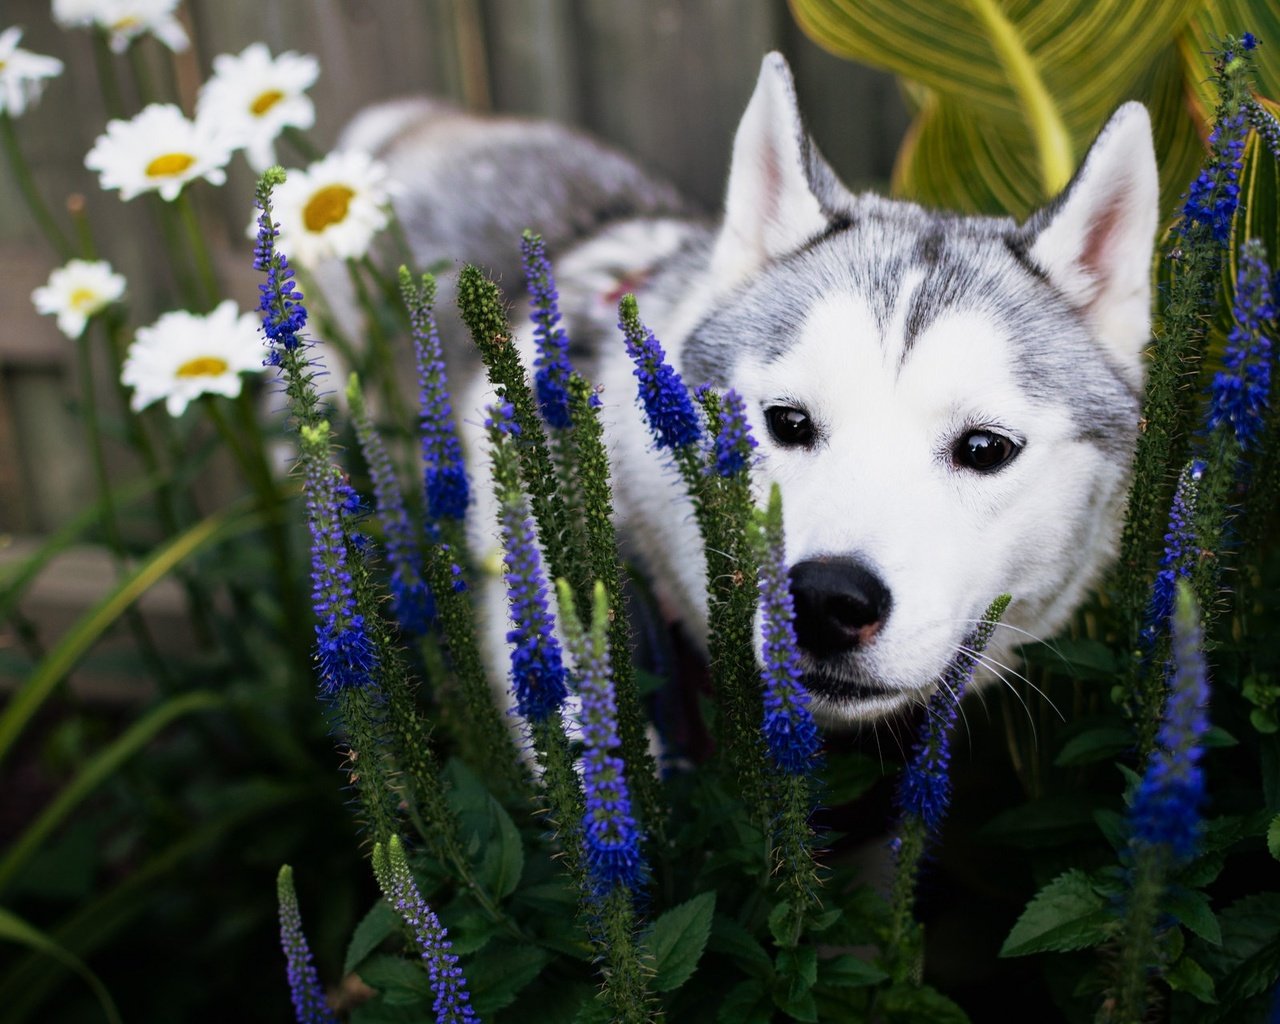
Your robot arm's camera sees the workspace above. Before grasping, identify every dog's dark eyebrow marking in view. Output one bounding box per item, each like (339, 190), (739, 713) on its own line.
(914, 229), (944, 267)
(1002, 232), (1050, 282)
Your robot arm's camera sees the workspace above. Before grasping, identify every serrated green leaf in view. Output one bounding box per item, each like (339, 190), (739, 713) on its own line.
(777, 943), (818, 1003)
(768, 900), (793, 947)
(357, 954), (429, 1007)
(478, 799), (523, 900)
(1167, 955), (1217, 1003)
(1166, 886), (1222, 946)
(877, 981), (971, 1023)
(819, 953), (889, 988)
(344, 899), (399, 974)
(999, 869), (1114, 957)
(1194, 893), (1280, 1011)
(1268, 815), (1280, 862)
(645, 891), (716, 993)
(707, 915), (772, 975)
(771, 983), (819, 1023)
(446, 908), (500, 957)
(466, 942), (554, 1016)
(717, 979), (773, 1024)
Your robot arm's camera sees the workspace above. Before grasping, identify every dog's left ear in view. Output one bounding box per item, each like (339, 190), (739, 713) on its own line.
(708, 52), (847, 293)
(1022, 104), (1159, 387)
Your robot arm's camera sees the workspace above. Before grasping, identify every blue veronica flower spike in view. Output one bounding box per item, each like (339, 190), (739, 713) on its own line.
(1207, 240), (1275, 451)
(712, 387), (759, 478)
(619, 295), (701, 451)
(305, 454), (379, 694)
(488, 402), (569, 722)
(1139, 459), (1204, 656)
(277, 866), (339, 1024)
(521, 231), (574, 429)
(410, 280), (470, 521)
(576, 584), (648, 897)
(253, 173), (308, 359)
(1179, 110), (1248, 244)
(1130, 582), (1211, 864)
(383, 839), (480, 1024)
(757, 491), (820, 775)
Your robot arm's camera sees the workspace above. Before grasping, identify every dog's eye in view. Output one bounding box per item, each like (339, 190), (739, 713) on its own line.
(954, 429), (1019, 472)
(765, 406), (814, 448)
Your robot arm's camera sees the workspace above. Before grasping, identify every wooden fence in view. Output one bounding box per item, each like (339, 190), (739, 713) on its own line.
(0, 0), (907, 537)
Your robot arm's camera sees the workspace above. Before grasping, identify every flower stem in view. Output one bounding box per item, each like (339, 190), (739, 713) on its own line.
(0, 114), (72, 258)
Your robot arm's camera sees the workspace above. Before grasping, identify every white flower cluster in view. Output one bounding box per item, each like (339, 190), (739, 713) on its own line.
(23, 13), (398, 416)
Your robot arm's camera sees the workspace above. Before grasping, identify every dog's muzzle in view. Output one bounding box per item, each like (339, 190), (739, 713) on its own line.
(788, 557), (891, 659)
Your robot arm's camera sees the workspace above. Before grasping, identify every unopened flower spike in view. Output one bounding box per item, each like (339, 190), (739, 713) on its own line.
(558, 579), (648, 898)
(403, 267), (470, 522)
(522, 231), (573, 429)
(1245, 98), (1280, 162)
(1207, 240), (1275, 451)
(618, 293), (701, 451)
(347, 374), (435, 635)
(757, 485), (820, 775)
(488, 401), (569, 722)
(1130, 582), (1211, 864)
(276, 865), (339, 1024)
(303, 426), (379, 695)
(374, 837), (480, 1024)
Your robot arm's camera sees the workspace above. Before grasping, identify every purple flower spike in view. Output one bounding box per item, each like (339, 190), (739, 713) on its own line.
(277, 866), (339, 1024)
(1130, 583), (1211, 864)
(522, 231), (573, 429)
(1179, 111), (1248, 244)
(713, 388), (758, 478)
(618, 294), (701, 451)
(1139, 460), (1204, 655)
(1207, 240), (1275, 450)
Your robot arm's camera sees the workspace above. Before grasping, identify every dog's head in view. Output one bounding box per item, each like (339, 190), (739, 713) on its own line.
(681, 54), (1159, 722)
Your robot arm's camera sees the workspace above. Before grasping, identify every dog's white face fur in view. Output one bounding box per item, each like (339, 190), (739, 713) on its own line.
(568, 55), (1159, 723)
(351, 53), (1159, 727)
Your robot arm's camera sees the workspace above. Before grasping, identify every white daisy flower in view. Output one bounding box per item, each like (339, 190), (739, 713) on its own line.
(85, 103), (233, 201)
(254, 150), (393, 268)
(31, 259), (127, 338)
(122, 300), (267, 416)
(196, 43), (319, 173)
(54, 0), (190, 53)
(0, 27), (65, 118)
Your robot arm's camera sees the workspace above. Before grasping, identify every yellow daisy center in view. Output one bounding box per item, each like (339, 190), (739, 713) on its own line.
(250, 89), (285, 117)
(146, 153), (197, 178)
(69, 287), (100, 311)
(175, 356), (229, 378)
(111, 17), (141, 31)
(303, 185), (356, 232)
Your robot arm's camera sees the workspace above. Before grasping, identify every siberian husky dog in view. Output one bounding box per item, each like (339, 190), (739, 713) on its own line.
(339, 53), (1159, 726)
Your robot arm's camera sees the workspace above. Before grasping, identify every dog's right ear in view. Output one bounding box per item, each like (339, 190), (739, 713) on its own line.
(708, 53), (846, 294)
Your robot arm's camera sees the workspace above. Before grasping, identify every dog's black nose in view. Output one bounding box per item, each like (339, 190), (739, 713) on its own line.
(788, 558), (892, 658)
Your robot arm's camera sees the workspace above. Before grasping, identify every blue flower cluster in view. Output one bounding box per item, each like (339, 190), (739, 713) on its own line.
(410, 286), (470, 521)
(1140, 460), (1204, 655)
(253, 183), (307, 357)
(1179, 111), (1247, 243)
(619, 296), (701, 451)
(711, 388), (758, 478)
(521, 232), (573, 429)
(757, 504), (820, 775)
(385, 847), (480, 1023)
(577, 596), (648, 897)
(305, 459), (378, 694)
(489, 403), (569, 722)
(277, 867), (338, 1024)
(1207, 241), (1275, 450)
(1130, 584), (1210, 863)
(353, 404), (435, 636)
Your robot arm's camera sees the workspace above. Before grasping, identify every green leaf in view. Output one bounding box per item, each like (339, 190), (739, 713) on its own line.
(1166, 955), (1217, 1004)
(819, 954), (889, 988)
(768, 900), (793, 947)
(0, 690), (226, 897)
(645, 890), (716, 993)
(478, 799), (524, 900)
(1268, 815), (1280, 862)
(1055, 726), (1134, 767)
(707, 915), (772, 976)
(0, 908), (121, 1024)
(776, 943), (818, 1004)
(999, 869), (1114, 957)
(466, 942), (554, 1015)
(344, 900), (399, 974)
(717, 979), (773, 1024)
(358, 954), (430, 1007)
(0, 502), (257, 769)
(877, 982), (971, 1023)
(1166, 886), (1222, 946)
(820, 750), (887, 804)
(1194, 893), (1280, 1009)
